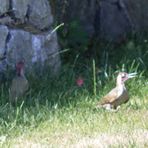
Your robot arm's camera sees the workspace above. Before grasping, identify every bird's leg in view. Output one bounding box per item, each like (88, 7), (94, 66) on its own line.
(110, 106), (121, 112)
(102, 104), (121, 112)
(96, 103), (121, 112)
(116, 106), (121, 110)
(102, 104), (113, 110)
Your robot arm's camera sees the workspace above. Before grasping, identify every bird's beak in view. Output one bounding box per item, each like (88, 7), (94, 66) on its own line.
(128, 72), (137, 78)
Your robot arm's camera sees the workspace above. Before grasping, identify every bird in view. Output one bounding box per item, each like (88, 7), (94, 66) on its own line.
(9, 61), (29, 105)
(96, 72), (136, 111)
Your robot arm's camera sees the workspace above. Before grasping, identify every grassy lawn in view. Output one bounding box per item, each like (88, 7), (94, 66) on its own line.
(0, 66), (148, 148)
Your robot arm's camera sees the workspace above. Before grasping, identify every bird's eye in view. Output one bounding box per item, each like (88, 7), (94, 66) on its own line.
(121, 74), (126, 78)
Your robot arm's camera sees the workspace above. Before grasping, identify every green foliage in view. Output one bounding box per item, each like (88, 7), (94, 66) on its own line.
(58, 20), (89, 62)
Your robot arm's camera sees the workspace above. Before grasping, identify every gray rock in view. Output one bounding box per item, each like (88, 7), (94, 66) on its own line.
(12, 0), (29, 22)
(0, 0), (61, 77)
(31, 32), (61, 75)
(43, 32), (61, 74)
(0, 25), (9, 57)
(7, 29), (33, 69)
(0, 25), (9, 78)
(126, 0), (148, 31)
(6, 29), (61, 74)
(1, 0), (53, 31)
(28, 0), (53, 30)
(0, 16), (13, 25)
(0, 0), (9, 15)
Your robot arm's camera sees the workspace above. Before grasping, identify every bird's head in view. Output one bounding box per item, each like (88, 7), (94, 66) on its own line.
(117, 72), (137, 85)
(16, 61), (25, 76)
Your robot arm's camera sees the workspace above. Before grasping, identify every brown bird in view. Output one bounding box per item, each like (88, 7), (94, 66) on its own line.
(96, 72), (136, 111)
(9, 61), (29, 104)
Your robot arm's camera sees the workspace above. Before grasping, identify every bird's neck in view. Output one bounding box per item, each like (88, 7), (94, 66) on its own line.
(116, 76), (122, 85)
(17, 69), (25, 78)
(116, 81), (126, 91)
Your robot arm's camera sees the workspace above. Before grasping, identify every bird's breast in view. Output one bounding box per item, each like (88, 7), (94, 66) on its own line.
(117, 86), (124, 97)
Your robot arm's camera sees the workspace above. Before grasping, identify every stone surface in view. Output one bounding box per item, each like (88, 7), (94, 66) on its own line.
(28, 0), (53, 30)
(0, 25), (9, 57)
(0, 0), (9, 15)
(43, 32), (61, 74)
(31, 32), (61, 74)
(12, 0), (29, 22)
(6, 29), (61, 74)
(7, 29), (33, 68)
(0, 0), (60, 77)
(0, 25), (9, 78)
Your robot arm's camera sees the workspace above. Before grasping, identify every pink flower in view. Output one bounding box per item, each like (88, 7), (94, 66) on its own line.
(76, 77), (84, 87)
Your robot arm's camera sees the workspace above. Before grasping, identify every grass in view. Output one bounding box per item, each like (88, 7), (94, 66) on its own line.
(0, 61), (148, 147)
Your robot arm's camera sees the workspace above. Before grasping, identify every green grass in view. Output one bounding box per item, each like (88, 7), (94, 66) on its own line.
(0, 63), (148, 148)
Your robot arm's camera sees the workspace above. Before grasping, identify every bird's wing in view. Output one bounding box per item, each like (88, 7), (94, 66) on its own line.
(9, 78), (18, 101)
(20, 78), (29, 92)
(18, 77), (29, 93)
(9, 77), (29, 101)
(99, 87), (120, 105)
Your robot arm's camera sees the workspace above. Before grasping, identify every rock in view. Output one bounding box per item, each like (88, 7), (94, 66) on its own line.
(6, 28), (61, 75)
(0, 0), (61, 76)
(0, 0), (61, 78)
(0, 16), (14, 25)
(7, 29), (32, 68)
(0, 25), (9, 57)
(0, 25), (9, 81)
(31, 32), (61, 75)
(0, 0), (53, 31)
(12, 0), (29, 22)
(28, 0), (53, 30)
(44, 32), (61, 74)
(0, 0), (9, 15)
